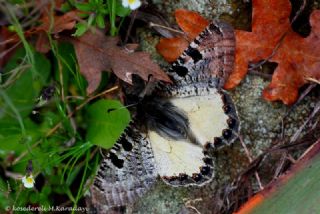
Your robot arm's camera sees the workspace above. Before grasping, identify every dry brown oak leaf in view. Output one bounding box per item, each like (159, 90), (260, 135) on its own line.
(261, 10), (320, 104)
(35, 11), (79, 53)
(225, 0), (320, 105)
(71, 30), (170, 94)
(0, 10), (78, 54)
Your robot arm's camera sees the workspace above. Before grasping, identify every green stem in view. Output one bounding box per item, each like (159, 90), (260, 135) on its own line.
(72, 150), (90, 214)
(6, 4), (37, 78)
(110, 0), (117, 36)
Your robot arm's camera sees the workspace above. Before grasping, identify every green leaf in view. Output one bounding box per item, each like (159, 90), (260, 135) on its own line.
(0, 177), (10, 210)
(73, 23), (88, 37)
(96, 14), (105, 28)
(75, 3), (94, 12)
(116, 3), (131, 17)
(54, 42), (87, 95)
(54, 42), (76, 94)
(247, 152), (320, 214)
(87, 14), (95, 26)
(60, 2), (72, 12)
(0, 118), (44, 157)
(86, 100), (130, 149)
(1, 48), (50, 120)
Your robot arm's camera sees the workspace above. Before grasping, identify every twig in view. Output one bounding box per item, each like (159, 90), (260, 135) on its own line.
(123, 9), (138, 45)
(285, 83), (317, 118)
(306, 77), (320, 85)
(290, 0), (307, 25)
(21, 12), (41, 28)
(0, 37), (18, 46)
(290, 99), (320, 143)
(299, 138), (320, 160)
(0, 64), (31, 88)
(149, 22), (184, 35)
(238, 135), (264, 190)
(20, 0), (48, 28)
(184, 198), (203, 214)
(0, 41), (21, 60)
(57, 54), (65, 103)
(275, 97), (320, 178)
(248, 69), (272, 80)
(66, 96), (85, 100)
(273, 154), (288, 178)
(286, 154), (297, 164)
(46, 85), (119, 137)
(4, 171), (22, 180)
(281, 83), (317, 139)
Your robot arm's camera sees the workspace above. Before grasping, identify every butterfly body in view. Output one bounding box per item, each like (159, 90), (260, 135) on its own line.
(89, 19), (239, 211)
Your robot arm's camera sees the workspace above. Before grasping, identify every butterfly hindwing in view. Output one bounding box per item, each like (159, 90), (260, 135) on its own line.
(90, 123), (157, 210)
(150, 86), (238, 186)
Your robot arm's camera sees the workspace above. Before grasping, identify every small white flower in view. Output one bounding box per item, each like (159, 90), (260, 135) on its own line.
(22, 174), (35, 188)
(122, 0), (141, 10)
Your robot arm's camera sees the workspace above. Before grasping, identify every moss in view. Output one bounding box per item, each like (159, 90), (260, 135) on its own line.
(231, 74), (317, 156)
(151, 0), (234, 22)
(132, 181), (188, 213)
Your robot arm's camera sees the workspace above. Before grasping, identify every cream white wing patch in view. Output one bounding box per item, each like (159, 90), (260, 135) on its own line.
(149, 86), (238, 186)
(149, 130), (204, 177)
(170, 88), (228, 145)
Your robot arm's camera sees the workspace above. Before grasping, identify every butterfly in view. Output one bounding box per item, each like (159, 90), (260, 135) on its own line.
(88, 19), (239, 211)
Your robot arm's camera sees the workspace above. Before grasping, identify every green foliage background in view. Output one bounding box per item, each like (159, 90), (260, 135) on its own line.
(0, 25), (130, 213)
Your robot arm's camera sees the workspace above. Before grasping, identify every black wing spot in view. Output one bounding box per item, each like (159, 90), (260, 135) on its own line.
(227, 118), (237, 129)
(165, 176), (177, 182)
(193, 39), (200, 45)
(192, 173), (202, 182)
(97, 170), (105, 178)
(214, 137), (223, 147)
(200, 166), (210, 175)
(185, 47), (202, 63)
(203, 157), (213, 166)
(204, 142), (213, 150)
(173, 65), (189, 77)
(178, 173), (188, 181)
(209, 23), (223, 35)
(222, 129), (233, 140)
(223, 105), (232, 114)
(109, 152), (124, 168)
(120, 138), (133, 151)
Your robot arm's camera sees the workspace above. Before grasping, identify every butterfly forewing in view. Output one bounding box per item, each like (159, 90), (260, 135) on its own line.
(166, 20), (235, 89)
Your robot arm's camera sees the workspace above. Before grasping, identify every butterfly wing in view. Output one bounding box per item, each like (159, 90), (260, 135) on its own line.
(89, 123), (157, 211)
(149, 20), (238, 186)
(165, 20), (235, 89)
(89, 19), (238, 210)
